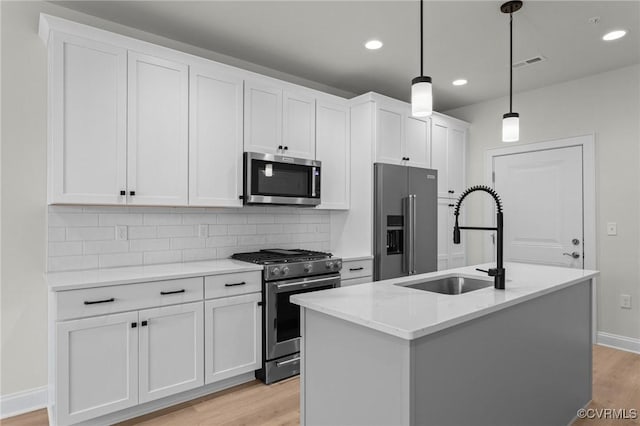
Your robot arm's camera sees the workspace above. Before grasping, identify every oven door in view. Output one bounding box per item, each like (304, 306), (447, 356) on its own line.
(244, 152), (321, 206)
(265, 273), (340, 360)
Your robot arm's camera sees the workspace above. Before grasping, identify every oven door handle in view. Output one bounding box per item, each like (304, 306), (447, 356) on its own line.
(274, 275), (339, 291)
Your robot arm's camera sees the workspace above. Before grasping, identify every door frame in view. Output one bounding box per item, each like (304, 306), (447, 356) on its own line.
(484, 134), (597, 337)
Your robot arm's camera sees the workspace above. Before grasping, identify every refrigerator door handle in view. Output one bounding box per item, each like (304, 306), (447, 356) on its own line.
(405, 195), (416, 275)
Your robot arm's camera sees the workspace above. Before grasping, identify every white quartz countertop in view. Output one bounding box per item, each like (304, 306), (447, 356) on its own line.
(292, 262), (599, 340)
(47, 259), (263, 291)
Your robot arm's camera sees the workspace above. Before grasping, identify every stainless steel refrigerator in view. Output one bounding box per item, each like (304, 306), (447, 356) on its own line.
(374, 163), (438, 281)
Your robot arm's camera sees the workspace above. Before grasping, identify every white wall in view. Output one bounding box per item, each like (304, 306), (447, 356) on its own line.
(0, 0), (343, 402)
(445, 64), (640, 341)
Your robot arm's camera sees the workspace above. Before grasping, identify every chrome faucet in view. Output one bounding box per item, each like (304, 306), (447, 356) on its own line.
(453, 185), (505, 290)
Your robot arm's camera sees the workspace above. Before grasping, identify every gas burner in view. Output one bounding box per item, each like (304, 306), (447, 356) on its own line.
(232, 248), (333, 265)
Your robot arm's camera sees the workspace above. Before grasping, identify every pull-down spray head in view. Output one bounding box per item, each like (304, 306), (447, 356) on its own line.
(453, 216), (461, 244)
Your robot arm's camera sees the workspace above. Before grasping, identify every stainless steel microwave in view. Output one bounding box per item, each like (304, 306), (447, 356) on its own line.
(243, 152), (321, 206)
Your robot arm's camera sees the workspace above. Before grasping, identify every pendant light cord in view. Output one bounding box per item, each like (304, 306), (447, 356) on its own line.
(420, 0), (423, 76)
(509, 12), (513, 113)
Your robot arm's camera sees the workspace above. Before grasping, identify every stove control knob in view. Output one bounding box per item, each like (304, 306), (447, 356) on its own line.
(333, 260), (342, 270)
(281, 266), (290, 276)
(271, 267), (281, 277)
(326, 261), (334, 270)
(304, 263), (313, 273)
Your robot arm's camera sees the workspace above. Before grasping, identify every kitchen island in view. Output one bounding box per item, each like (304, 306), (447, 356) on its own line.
(292, 262), (599, 426)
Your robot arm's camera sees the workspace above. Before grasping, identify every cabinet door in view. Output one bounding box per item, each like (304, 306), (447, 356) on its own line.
(316, 100), (350, 209)
(56, 311), (138, 425)
(283, 90), (316, 159)
(138, 302), (204, 403)
(49, 33), (127, 205)
(431, 118), (449, 198)
(375, 102), (404, 165)
(128, 52), (189, 206)
(244, 79), (282, 154)
(437, 199), (466, 270)
(205, 293), (262, 384)
(447, 126), (466, 198)
(189, 64), (243, 207)
(405, 116), (430, 168)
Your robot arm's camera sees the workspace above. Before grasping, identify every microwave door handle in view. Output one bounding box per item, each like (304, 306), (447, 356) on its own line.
(311, 167), (317, 197)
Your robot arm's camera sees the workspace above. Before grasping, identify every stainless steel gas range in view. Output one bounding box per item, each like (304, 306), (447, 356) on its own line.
(232, 249), (342, 384)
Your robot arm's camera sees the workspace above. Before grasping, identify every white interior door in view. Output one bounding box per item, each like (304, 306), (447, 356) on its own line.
(493, 146), (583, 268)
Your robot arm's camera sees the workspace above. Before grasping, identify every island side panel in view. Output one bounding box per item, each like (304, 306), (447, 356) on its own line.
(301, 308), (412, 426)
(411, 279), (592, 426)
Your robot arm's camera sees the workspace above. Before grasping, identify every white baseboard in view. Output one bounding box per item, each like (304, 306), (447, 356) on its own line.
(0, 386), (48, 419)
(597, 331), (640, 354)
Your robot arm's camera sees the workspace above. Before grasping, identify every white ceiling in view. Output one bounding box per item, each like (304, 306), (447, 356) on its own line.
(53, 1), (640, 111)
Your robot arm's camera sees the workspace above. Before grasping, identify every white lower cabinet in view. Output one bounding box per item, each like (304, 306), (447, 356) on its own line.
(56, 311), (139, 426)
(138, 302), (204, 403)
(437, 199), (466, 270)
(205, 293), (262, 384)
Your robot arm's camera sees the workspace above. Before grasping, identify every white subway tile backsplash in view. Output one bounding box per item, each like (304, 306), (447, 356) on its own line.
(48, 241), (83, 257)
(48, 207), (330, 271)
(99, 252), (143, 268)
(98, 214), (143, 226)
(170, 237), (206, 250)
(143, 250), (182, 265)
(157, 225), (195, 238)
(129, 238), (171, 252)
(84, 240), (129, 255)
(67, 227), (114, 241)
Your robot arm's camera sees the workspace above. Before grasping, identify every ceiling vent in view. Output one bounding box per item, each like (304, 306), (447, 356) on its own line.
(512, 55), (547, 69)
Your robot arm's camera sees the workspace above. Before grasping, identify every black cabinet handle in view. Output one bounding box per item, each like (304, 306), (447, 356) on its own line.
(406, 157), (410, 161)
(141, 320), (148, 327)
(160, 289), (185, 295)
(129, 190), (136, 196)
(349, 267), (364, 271)
(131, 322), (137, 328)
(284, 146), (288, 150)
(225, 281), (246, 287)
(84, 298), (115, 305)
(257, 301), (263, 306)
(278, 145), (283, 150)
(120, 190), (126, 196)
(238, 195), (244, 200)
(448, 204), (455, 207)
(448, 190), (454, 194)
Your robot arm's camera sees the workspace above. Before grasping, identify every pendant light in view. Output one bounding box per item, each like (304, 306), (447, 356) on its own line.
(501, 0), (522, 142)
(411, 0), (432, 117)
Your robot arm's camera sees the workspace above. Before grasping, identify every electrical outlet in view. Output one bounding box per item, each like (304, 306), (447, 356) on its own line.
(620, 294), (632, 309)
(116, 225), (128, 241)
(607, 222), (617, 236)
(198, 224), (208, 238)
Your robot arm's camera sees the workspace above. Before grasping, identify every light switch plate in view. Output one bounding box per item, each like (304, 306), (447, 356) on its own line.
(607, 222), (617, 236)
(620, 294), (632, 309)
(116, 225), (128, 241)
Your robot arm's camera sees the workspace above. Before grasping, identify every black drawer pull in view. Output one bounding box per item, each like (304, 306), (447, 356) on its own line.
(84, 298), (115, 305)
(225, 281), (246, 287)
(160, 289), (186, 295)
(349, 267), (364, 272)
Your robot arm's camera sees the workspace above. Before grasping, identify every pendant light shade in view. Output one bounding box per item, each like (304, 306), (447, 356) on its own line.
(411, 76), (432, 117)
(411, 0), (433, 117)
(502, 112), (519, 142)
(501, 0), (522, 142)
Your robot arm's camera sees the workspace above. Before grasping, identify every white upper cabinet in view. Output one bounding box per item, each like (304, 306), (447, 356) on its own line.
(431, 114), (467, 199)
(127, 52), (189, 206)
(316, 100), (350, 209)
(49, 33), (127, 204)
(374, 98), (430, 168)
(189, 64), (244, 207)
(283, 90), (316, 159)
(244, 79), (283, 155)
(244, 78), (317, 159)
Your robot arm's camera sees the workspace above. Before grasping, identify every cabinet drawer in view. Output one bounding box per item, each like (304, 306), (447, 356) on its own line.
(205, 271), (261, 299)
(57, 277), (203, 321)
(341, 276), (373, 287)
(341, 259), (373, 280)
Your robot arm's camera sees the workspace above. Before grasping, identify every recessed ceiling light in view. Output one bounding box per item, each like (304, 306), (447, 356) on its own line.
(452, 79), (468, 86)
(365, 40), (383, 50)
(602, 30), (627, 41)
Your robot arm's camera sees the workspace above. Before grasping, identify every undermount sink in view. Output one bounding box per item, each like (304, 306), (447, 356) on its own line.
(399, 276), (493, 295)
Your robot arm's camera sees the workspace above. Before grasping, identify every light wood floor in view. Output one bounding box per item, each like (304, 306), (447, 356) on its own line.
(4, 345), (638, 426)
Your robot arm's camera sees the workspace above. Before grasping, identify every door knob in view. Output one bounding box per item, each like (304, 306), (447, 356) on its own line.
(563, 251), (580, 259)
